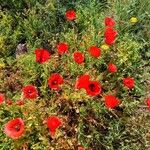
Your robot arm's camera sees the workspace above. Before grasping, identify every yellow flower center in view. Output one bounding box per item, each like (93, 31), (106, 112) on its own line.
(130, 17), (138, 24)
(101, 44), (109, 50)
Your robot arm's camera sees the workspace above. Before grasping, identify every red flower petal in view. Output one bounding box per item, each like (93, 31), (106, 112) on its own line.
(57, 43), (69, 55)
(85, 81), (102, 96)
(104, 27), (118, 45)
(105, 17), (116, 27)
(104, 95), (120, 109)
(123, 77), (135, 89)
(145, 98), (150, 109)
(35, 48), (50, 64)
(22, 85), (38, 99)
(46, 116), (62, 136)
(4, 118), (25, 139)
(88, 46), (101, 57)
(76, 75), (90, 89)
(104, 27), (117, 37)
(73, 52), (85, 64)
(65, 10), (76, 21)
(105, 37), (115, 45)
(108, 63), (117, 73)
(78, 147), (85, 150)
(16, 100), (25, 106)
(48, 73), (64, 91)
(0, 94), (5, 105)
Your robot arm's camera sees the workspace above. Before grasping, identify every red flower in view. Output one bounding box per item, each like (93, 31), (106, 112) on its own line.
(4, 118), (25, 139)
(105, 17), (115, 27)
(145, 98), (150, 109)
(65, 9), (76, 21)
(78, 147), (85, 150)
(76, 75), (90, 89)
(123, 77), (135, 89)
(48, 73), (64, 91)
(104, 27), (117, 45)
(46, 116), (62, 136)
(104, 95), (120, 109)
(73, 52), (85, 64)
(108, 63), (117, 73)
(0, 94), (5, 105)
(85, 81), (102, 96)
(6, 100), (13, 105)
(57, 43), (69, 55)
(22, 85), (38, 99)
(16, 100), (24, 106)
(104, 27), (117, 37)
(88, 46), (101, 57)
(35, 48), (50, 64)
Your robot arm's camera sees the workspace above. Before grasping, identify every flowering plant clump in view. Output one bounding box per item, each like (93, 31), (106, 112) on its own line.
(0, 0), (149, 149)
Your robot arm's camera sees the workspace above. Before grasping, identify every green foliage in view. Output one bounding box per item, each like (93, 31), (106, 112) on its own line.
(0, 0), (57, 57)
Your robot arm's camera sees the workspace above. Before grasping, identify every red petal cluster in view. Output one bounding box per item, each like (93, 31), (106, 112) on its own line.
(76, 75), (102, 96)
(88, 46), (101, 57)
(57, 43), (69, 55)
(78, 147), (85, 150)
(104, 95), (120, 109)
(4, 118), (25, 139)
(0, 94), (5, 105)
(22, 85), (38, 99)
(46, 116), (62, 136)
(73, 51), (85, 64)
(108, 63), (117, 73)
(76, 75), (90, 89)
(104, 27), (118, 45)
(35, 48), (51, 64)
(86, 81), (102, 96)
(48, 73), (64, 91)
(145, 98), (150, 109)
(123, 77), (135, 89)
(65, 10), (76, 21)
(105, 17), (116, 27)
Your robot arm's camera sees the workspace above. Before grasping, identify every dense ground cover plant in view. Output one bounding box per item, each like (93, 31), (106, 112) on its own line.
(0, 0), (150, 149)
